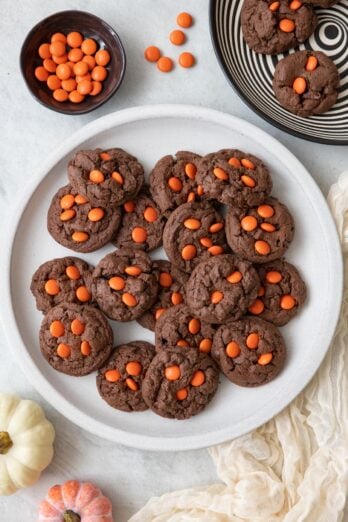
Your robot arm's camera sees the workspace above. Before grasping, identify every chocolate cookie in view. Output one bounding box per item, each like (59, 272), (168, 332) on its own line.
(149, 151), (203, 212)
(31, 257), (94, 314)
(47, 185), (122, 253)
(68, 148), (144, 208)
(142, 347), (219, 419)
(241, 0), (317, 55)
(273, 50), (339, 118)
(248, 259), (307, 325)
(39, 303), (113, 376)
(163, 201), (227, 273)
(112, 188), (166, 252)
(97, 341), (156, 412)
(186, 254), (260, 324)
(196, 149), (272, 207)
(211, 317), (286, 387)
(303, 0), (338, 6)
(92, 248), (158, 321)
(155, 305), (216, 355)
(137, 260), (188, 331)
(225, 198), (295, 264)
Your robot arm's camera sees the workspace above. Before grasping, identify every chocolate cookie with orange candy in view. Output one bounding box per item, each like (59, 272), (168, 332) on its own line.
(39, 303), (113, 376)
(97, 341), (156, 412)
(163, 201), (227, 273)
(149, 151), (203, 212)
(142, 347), (219, 419)
(196, 149), (272, 207)
(113, 187), (167, 252)
(248, 259), (307, 325)
(155, 304), (216, 355)
(211, 317), (286, 387)
(47, 184), (122, 253)
(225, 198), (295, 264)
(68, 148), (144, 208)
(91, 248), (158, 322)
(241, 0), (317, 55)
(31, 256), (94, 314)
(137, 260), (188, 331)
(273, 51), (339, 117)
(186, 254), (260, 324)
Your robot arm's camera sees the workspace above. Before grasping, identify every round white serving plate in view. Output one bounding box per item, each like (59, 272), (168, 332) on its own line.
(2, 105), (343, 451)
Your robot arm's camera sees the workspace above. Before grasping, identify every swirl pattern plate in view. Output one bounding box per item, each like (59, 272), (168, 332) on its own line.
(210, 0), (348, 144)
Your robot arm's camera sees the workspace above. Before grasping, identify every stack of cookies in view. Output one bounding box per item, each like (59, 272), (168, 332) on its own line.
(31, 147), (306, 420)
(241, 0), (340, 117)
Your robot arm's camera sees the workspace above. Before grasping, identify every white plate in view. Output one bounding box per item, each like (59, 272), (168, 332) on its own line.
(2, 105), (343, 451)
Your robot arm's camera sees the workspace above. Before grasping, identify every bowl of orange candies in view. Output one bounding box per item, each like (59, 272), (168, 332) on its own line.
(20, 10), (126, 115)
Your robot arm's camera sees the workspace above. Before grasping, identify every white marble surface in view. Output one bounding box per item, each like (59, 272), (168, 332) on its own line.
(0, 1), (347, 520)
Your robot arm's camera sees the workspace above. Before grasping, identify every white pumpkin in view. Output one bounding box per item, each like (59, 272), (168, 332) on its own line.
(0, 393), (55, 495)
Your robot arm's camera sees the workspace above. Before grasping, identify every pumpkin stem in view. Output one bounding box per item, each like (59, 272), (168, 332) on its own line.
(0, 432), (13, 454)
(63, 511), (81, 522)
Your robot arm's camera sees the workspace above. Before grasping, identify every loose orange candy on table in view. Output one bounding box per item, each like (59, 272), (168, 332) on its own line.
(144, 12), (195, 73)
(34, 30), (111, 103)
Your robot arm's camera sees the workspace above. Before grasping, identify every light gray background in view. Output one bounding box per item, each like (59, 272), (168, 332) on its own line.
(0, 1), (346, 520)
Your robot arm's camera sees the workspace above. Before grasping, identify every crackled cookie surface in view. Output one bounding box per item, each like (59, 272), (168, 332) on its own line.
(39, 303), (113, 376)
(212, 317), (286, 386)
(97, 341), (156, 412)
(142, 347), (219, 419)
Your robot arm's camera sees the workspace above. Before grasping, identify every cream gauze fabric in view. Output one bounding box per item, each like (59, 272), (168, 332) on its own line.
(130, 172), (348, 522)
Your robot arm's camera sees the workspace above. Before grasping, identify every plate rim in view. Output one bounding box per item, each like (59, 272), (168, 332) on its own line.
(1, 104), (343, 451)
(209, 0), (348, 146)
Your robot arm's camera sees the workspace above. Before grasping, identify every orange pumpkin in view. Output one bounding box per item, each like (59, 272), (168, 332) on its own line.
(38, 480), (113, 521)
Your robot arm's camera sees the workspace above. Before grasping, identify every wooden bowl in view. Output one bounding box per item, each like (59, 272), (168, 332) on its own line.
(20, 10), (126, 115)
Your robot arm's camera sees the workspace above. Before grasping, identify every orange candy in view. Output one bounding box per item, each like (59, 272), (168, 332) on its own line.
(293, 77), (307, 95)
(67, 31), (83, 48)
(229, 157), (242, 168)
(199, 338), (212, 353)
(81, 38), (98, 55)
(82, 55), (96, 70)
(66, 265), (80, 280)
(77, 79), (92, 95)
(246, 333), (259, 349)
(177, 12), (193, 28)
(209, 222), (224, 233)
(260, 223), (276, 232)
(279, 19), (295, 32)
(170, 30), (186, 46)
(257, 204), (274, 218)
(241, 215), (258, 231)
(60, 194), (75, 209)
(184, 218), (201, 230)
(157, 56), (174, 72)
(74, 61), (89, 76)
(47, 75), (61, 90)
(52, 54), (68, 65)
(213, 167), (229, 181)
(132, 227), (147, 243)
(241, 175), (256, 188)
(56, 63), (71, 80)
(165, 365), (181, 381)
(208, 245), (224, 255)
(89, 80), (103, 96)
(35, 66), (49, 82)
(177, 339), (189, 347)
(200, 237), (213, 248)
(76, 286), (91, 302)
(88, 208), (104, 221)
(53, 88), (69, 102)
(211, 290), (223, 304)
(168, 177), (182, 192)
(226, 341), (241, 358)
(69, 90), (85, 103)
(95, 49), (111, 66)
(144, 207), (158, 222)
(89, 170), (104, 183)
(171, 292), (183, 305)
(68, 48), (84, 63)
(38, 43), (51, 59)
(190, 370), (205, 387)
(144, 46), (161, 62)
(105, 369), (121, 382)
(306, 55), (318, 72)
(248, 299), (265, 315)
(126, 377), (138, 391)
(258, 353), (273, 365)
(51, 33), (66, 43)
(61, 78), (77, 92)
(290, 0), (302, 9)
(92, 65), (107, 81)
(226, 271), (242, 284)
(57, 343), (71, 358)
(43, 58), (57, 73)
(126, 361), (142, 376)
(109, 276), (125, 291)
(280, 295), (296, 310)
(185, 163), (197, 179)
(80, 341), (91, 356)
(176, 388), (188, 400)
(60, 209), (76, 222)
(71, 319), (85, 335)
(181, 244), (197, 260)
(112, 171), (124, 184)
(269, 1), (280, 11)
(122, 293), (137, 307)
(49, 41), (66, 57)
(45, 279), (60, 295)
(255, 240), (271, 255)
(159, 272), (173, 287)
(188, 318), (201, 334)
(266, 271), (283, 284)
(155, 308), (166, 320)
(241, 158), (255, 170)
(72, 231), (89, 243)
(179, 52), (195, 68)
(75, 194), (88, 205)
(50, 320), (64, 338)
(124, 266), (142, 276)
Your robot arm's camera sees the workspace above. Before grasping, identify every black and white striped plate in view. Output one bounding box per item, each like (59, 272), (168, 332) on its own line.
(210, 0), (348, 144)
